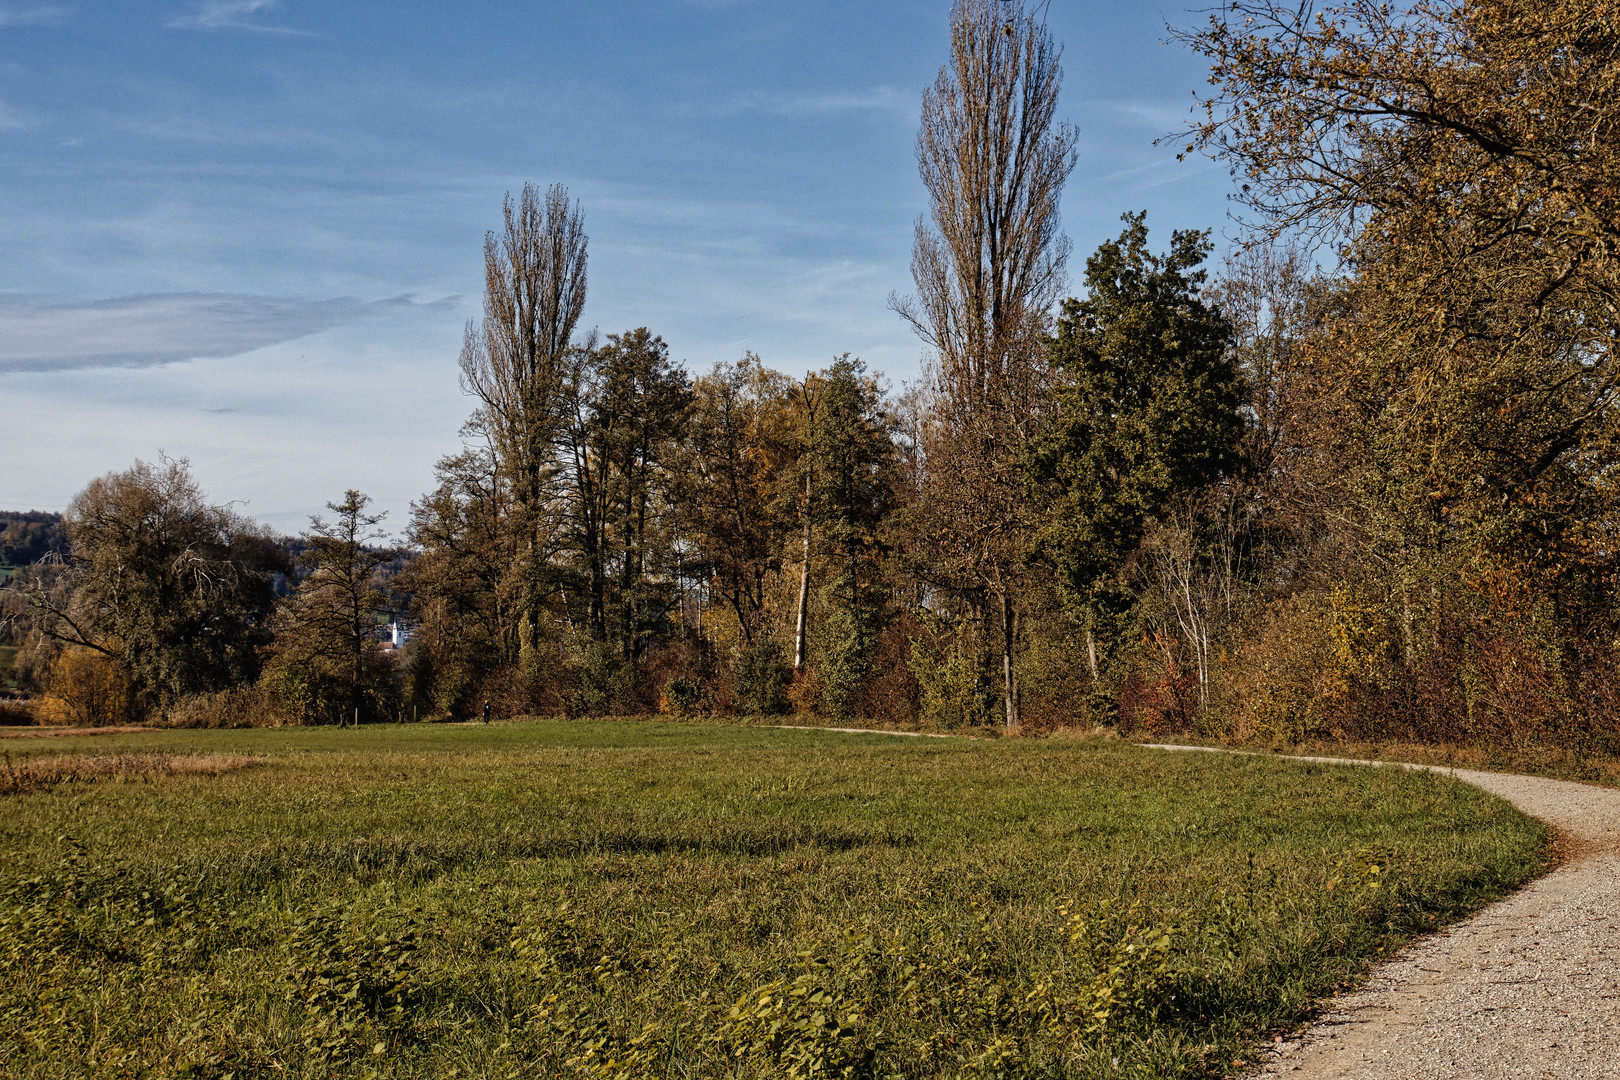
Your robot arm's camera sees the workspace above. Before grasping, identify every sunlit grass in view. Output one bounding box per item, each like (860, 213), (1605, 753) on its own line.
(0, 721), (1546, 1078)
(0, 751), (262, 796)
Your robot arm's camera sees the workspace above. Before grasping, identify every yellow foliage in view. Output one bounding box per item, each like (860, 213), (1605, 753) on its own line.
(1328, 586), (1391, 689)
(37, 650), (139, 727)
(698, 602), (744, 657)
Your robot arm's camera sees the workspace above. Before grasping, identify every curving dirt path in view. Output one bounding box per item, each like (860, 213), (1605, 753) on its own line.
(1145, 745), (1620, 1079)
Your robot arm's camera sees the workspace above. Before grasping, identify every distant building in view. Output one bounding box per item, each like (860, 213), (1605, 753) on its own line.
(390, 619), (413, 648)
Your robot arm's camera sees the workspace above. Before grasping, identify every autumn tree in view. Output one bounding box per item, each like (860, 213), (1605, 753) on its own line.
(459, 182), (589, 668)
(673, 355), (796, 646)
(892, 0), (1078, 730)
(1180, 0), (1620, 610)
(27, 457), (284, 714)
(1129, 241), (1322, 701)
(405, 441), (510, 717)
(559, 328), (692, 657)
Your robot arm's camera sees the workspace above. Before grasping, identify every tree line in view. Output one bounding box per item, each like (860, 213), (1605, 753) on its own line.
(3, 0), (1616, 758)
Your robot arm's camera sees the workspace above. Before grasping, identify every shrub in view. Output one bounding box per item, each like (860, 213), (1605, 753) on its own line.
(1215, 593), (1341, 744)
(660, 675), (712, 718)
(812, 604), (873, 721)
(734, 636), (792, 716)
(1014, 606), (1102, 732)
(908, 620), (993, 730)
(560, 635), (634, 718)
(1117, 632), (1202, 738)
(36, 650), (140, 727)
(786, 664), (821, 716)
(162, 685), (289, 729)
(262, 648), (399, 726)
(857, 618), (923, 727)
(637, 634), (726, 715)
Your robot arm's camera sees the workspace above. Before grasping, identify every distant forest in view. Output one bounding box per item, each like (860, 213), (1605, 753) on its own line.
(0, 512), (68, 568)
(3, 0), (1616, 763)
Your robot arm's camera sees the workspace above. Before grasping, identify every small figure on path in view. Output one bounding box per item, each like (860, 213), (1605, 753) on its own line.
(481, 700), (490, 724)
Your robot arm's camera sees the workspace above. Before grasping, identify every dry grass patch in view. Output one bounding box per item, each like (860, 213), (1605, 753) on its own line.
(0, 751), (263, 795)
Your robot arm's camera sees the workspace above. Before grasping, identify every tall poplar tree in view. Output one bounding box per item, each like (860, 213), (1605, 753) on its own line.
(459, 182), (589, 668)
(891, 0), (1078, 730)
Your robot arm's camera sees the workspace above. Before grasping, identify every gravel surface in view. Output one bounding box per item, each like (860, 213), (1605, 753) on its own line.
(1144, 745), (1620, 1079)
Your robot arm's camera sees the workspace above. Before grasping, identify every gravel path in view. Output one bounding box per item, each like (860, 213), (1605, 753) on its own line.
(1144, 745), (1620, 1079)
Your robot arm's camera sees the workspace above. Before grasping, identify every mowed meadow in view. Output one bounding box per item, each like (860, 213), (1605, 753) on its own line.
(1, 722), (1546, 1079)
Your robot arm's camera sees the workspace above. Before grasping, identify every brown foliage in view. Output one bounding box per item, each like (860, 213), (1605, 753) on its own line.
(162, 686), (290, 729)
(1117, 634), (1203, 741)
(474, 663), (561, 722)
(1204, 595), (1342, 745)
(855, 617), (923, 728)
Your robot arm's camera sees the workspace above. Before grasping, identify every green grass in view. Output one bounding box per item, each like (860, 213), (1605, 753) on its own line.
(0, 721), (1546, 1079)
(1143, 731), (1620, 789)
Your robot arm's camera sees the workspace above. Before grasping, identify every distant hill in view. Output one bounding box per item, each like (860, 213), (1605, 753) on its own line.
(0, 511), (68, 566)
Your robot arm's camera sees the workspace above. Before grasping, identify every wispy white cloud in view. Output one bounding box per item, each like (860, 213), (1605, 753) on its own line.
(1079, 155), (1222, 194)
(0, 4), (70, 29)
(769, 86), (912, 117)
(166, 0), (311, 35)
(1078, 97), (1199, 134)
(682, 85), (914, 120)
(0, 293), (454, 373)
(0, 99), (25, 130)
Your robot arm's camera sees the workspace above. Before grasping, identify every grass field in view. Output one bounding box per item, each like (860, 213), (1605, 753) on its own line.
(0, 722), (1546, 1079)
(1145, 732), (1620, 790)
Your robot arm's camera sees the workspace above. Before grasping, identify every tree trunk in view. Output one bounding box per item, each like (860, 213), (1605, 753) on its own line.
(518, 528), (540, 666)
(1001, 593), (1019, 731)
(1085, 625), (1100, 688)
(793, 510), (811, 670)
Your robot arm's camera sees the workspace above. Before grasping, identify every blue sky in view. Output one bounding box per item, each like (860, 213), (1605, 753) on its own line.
(0, 0), (1234, 534)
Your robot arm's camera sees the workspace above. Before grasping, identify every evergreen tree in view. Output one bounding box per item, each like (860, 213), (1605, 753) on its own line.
(264, 491), (394, 725)
(790, 357), (896, 718)
(1028, 214), (1243, 683)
